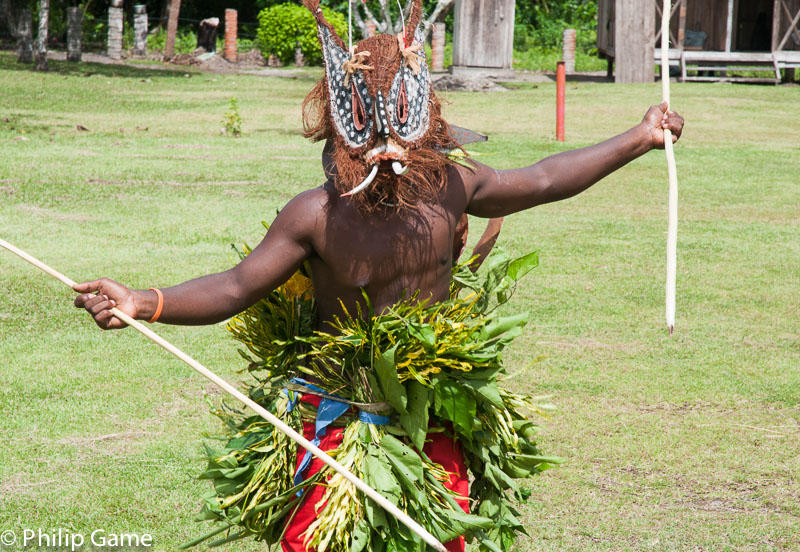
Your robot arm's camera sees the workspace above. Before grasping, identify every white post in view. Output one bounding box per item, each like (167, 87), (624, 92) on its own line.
(107, 0), (124, 60)
(133, 5), (148, 57)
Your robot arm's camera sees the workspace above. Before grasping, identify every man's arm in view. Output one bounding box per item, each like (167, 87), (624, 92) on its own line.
(466, 103), (684, 218)
(73, 189), (325, 329)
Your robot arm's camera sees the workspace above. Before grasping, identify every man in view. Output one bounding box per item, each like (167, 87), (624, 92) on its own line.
(74, 1), (683, 550)
(73, 114), (683, 333)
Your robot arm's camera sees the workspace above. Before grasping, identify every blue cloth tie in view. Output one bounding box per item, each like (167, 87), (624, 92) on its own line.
(285, 378), (388, 494)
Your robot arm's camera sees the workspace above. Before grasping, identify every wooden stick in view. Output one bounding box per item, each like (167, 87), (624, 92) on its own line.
(660, 0), (678, 336)
(0, 237), (448, 552)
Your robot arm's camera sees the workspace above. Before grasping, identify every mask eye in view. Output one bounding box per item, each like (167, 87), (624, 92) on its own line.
(396, 78), (409, 124)
(388, 62), (430, 143)
(317, 25), (372, 147)
(352, 81), (367, 131)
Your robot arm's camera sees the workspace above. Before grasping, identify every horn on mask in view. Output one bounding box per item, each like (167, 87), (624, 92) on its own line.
(404, 0), (423, 44)
(303, 0), (347, 50)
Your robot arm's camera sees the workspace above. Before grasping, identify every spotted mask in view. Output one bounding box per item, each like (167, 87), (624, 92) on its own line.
(302, 0), (457, 211)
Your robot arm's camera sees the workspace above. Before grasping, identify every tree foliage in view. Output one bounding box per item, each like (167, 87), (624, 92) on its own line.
(514, 0), (598, 54)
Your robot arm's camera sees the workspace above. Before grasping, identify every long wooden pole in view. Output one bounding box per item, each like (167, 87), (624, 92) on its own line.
(660, 0), (678, 336)
(0, 237), (448, 552)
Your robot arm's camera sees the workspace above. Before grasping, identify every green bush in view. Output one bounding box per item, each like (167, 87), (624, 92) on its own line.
(256, 3), (347, 65)
(146, 28), (199, 55)
(81, 12), (107, 48)
(514, 0), (598, 55)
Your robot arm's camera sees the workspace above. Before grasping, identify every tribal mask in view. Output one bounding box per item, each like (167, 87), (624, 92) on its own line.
(302, 0), (457, 212)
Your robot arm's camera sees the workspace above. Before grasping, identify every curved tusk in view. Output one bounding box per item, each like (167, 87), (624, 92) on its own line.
(391, 161), (408, 175)
(341, 164), (379, 197)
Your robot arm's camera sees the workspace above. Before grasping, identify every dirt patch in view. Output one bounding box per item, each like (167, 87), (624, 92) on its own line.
(432, 74), (508, 92)
(170, 49), (264, 74)
(536, 336), (644, 353)
(55, 430), (153, 457)
(270, 155), (318, 161)
(86, 178), (120, 185)
(17, 204), (97, 223)
(0, 473), (59, 498)
(56, 430), (151, 446)
(161, 143), (212, 149)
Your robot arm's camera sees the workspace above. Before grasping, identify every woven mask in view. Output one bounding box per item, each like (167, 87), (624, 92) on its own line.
(303, 0), (454, 209)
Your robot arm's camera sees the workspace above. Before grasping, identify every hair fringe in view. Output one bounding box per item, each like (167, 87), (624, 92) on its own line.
(302, 74), (460, 216)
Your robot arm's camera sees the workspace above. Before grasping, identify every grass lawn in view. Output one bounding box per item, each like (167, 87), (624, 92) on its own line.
(1, 52), (798, 551)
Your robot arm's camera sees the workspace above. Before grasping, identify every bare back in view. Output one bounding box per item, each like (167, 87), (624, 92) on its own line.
(305, 164), (472, 323)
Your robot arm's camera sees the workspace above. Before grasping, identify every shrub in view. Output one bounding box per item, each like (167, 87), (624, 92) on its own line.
(147, 28), (199, 55)
(514, 0), (598, 55)
(223, 98), (243, 137)
(256, 3), (347, 65)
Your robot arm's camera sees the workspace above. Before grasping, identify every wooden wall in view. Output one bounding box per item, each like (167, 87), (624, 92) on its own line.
(682, 0), (730, 50)
(452, 0), (516, 68)
(772, 0), (800, 51)
(615, 0), (654, 82)
(597, 0), (615, 56)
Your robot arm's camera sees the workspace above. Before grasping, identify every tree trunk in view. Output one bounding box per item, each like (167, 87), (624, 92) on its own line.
(34, 0), (49, 71)
(67, 6), (82, 62)
(421, 0), (454, 41)
(163, 0), (181, 60)
(17, 8), (34, 63)
(354, 0), (454, 42)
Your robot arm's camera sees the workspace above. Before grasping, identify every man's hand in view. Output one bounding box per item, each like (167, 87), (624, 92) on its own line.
(642, 101), (684, 149)
(73, 278), (139, 330)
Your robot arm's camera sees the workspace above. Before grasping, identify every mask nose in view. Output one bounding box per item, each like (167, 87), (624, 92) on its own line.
(373, 91), (390, 138)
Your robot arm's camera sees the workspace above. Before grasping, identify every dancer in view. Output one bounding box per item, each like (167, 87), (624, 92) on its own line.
(74, 1), (683, 550)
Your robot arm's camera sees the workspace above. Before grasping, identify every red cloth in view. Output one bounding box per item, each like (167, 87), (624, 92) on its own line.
(281, 395), (469, 552)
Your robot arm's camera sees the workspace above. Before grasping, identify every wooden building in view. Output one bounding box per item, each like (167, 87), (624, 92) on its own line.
(452, 0), (516, 70)
(598, 0), (800, 83)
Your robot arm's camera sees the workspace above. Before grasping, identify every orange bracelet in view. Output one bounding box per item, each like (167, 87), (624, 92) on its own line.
(147, 288), (164, 323)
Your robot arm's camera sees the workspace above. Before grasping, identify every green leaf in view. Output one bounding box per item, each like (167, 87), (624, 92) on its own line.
(351, 519), (371, 552)
(363, 450), (402, 504)
(484, 463), (521, 496)
(397, 381), (431, 450)
(380, 434), (424, 491)
(444, 510), (495, 538)
(407, 322), (436, 351)
(507, 250), (539, 281)
(374, 345), (408, 414)
(463, 379), (503, 409)
(477, 535), (503, 552)
(362, 449), (400, 530)
(480, 313), (528, 342)
(434, 379), (477, 439)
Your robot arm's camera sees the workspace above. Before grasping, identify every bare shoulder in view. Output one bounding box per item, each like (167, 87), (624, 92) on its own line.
(443, 158), (498, 208)
(271, 185), (331, 237)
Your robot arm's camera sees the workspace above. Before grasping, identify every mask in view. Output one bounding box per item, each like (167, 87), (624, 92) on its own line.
(302, 0), (457, 211)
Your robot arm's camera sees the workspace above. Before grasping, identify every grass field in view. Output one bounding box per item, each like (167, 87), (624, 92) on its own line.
(1, 52), (798, 552)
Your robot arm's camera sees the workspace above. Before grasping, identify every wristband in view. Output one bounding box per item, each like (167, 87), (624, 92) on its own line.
(147, 288), (164, 323)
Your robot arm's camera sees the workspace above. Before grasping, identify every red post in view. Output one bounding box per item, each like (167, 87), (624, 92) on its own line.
(556, 61), (565, 142)
(224, 9), (238, 63)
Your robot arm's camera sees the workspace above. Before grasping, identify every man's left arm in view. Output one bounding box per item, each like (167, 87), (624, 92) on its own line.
(466, 103), (684, 218)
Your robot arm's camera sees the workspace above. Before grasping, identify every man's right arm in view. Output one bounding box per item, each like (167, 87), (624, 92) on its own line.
(74, 189), (324, 329)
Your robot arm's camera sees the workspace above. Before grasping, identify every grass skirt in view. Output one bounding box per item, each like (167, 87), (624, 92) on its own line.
(186, 247), (559, 552)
